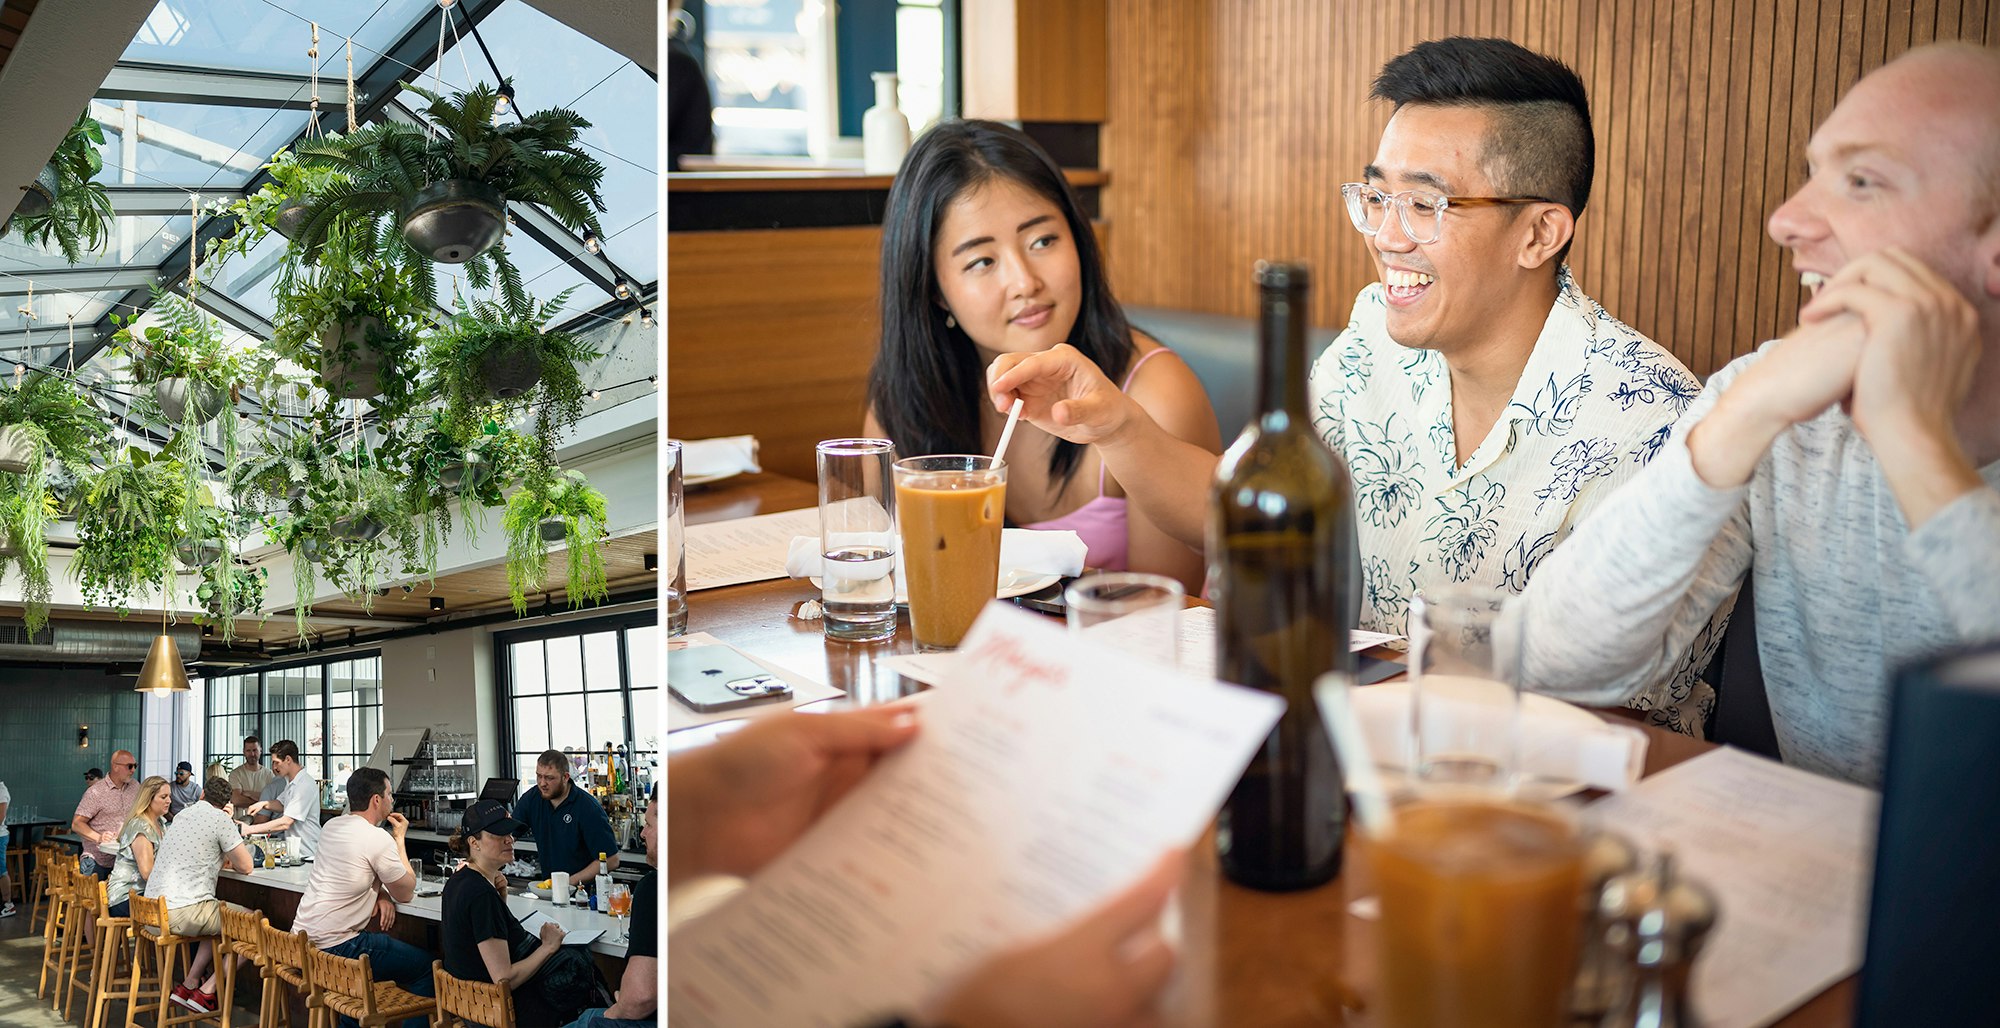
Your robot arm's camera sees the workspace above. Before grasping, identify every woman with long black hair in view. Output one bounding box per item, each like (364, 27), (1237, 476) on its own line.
(864, 120), (1219, 591)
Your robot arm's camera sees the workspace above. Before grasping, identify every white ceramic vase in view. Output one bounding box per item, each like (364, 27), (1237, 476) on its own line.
(862, 72), (912, 175)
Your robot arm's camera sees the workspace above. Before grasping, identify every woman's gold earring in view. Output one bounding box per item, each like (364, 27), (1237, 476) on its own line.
(945, 313), (957, 329)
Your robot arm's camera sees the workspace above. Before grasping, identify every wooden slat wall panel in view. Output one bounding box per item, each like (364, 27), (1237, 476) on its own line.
(1103, 0), (2000, 376)
(666, 227), (883, 483)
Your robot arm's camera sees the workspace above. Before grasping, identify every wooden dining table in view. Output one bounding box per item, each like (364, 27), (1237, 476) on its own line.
(676, 471), (1854, 1026)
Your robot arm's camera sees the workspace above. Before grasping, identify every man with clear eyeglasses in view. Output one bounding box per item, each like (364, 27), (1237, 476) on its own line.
(990, 37), (1716, 731)
(1508, 43), (2000, 786)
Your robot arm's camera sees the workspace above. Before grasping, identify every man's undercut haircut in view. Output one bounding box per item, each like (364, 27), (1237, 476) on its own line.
(1372, 36), (1594, 261)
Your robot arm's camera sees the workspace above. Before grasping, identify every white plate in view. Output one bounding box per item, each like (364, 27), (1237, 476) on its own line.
(811, 569), (1062, 606)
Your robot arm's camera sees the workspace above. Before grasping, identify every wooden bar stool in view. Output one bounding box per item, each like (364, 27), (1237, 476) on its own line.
(306, 946), (436, 1028)
(37, 847), (77, 1004)
(431, 960), (517, 1028)
(87, 879), (139, 1028)
(4, 834), (26, 901)
(63, 865), (107, 1022)
(215, 904), (266, 1028)
(258, 920), (323, 1028)
(125, 892), (223, 1028)
(30, 841), (65, 932)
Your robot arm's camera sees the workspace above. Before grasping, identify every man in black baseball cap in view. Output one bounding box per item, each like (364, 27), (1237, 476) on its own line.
(169, 761), (202, 818)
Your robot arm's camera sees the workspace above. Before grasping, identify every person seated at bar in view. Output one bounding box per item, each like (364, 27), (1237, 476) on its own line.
(442, 799), (594, 1027)
(562, 787), (657, 1028)
(240, 738), (322, 858)
(671, 707), (1181, 1027)
(514, 749), (619, 885)
(863, 119), (1222, 593)
(1510, 42), (2000, 786)
(143, 776), (254, 1015)
(169, 761), (201, 819)
(292, 767), (431, 1028)
(986, 38), (1717, 733)
(72, 749), (138, 878)
(107, 775), (170, 918)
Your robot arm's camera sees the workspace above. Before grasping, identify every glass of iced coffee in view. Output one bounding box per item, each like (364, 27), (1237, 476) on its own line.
(1369, 795), (1588, 1028)
(892, 454), (1007, 650)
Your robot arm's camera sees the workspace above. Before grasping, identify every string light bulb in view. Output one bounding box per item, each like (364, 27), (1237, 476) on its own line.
(613, 278), (631, 299)
(495, 82), (515, 116)
(588, 389), (601, 400)
(639, 307), (654, 327)
(582, 229), (600, 254)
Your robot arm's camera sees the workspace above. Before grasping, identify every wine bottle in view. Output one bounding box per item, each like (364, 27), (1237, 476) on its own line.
(1211, 260), (1356, 891)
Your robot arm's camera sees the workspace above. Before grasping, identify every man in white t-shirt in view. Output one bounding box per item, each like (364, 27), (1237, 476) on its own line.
(293, 767), (431, 1026)
(242, 739), (321, 858)
(0, 779), (15, 918)
(144, 776), (254, 1015)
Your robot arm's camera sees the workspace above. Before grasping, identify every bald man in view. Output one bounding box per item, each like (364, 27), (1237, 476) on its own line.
(73, 748), (140, 877)
(1513, 43), (2000, 786)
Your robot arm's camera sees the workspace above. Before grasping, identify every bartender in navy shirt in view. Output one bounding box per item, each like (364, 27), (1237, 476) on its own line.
(512, 749), (619, 885)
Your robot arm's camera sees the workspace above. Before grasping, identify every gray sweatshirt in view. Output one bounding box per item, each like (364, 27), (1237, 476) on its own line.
(1513, 345), (2000, 785)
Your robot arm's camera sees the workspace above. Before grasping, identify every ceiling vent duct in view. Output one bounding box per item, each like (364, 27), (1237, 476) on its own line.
(0, 620), (203, 664)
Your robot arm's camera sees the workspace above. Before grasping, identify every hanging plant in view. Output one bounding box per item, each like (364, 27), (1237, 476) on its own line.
(292, 79), (608, 318)
(502, 467), (609, 615)
(195, 560), (267, 641)
(71, 449), (191, 615)
(0, 455), (59, 635)
(202, 147), (352, 275)
(269, 253), (432, 405)
(5, 109), (115, 263)
(0, 370), (110, 474)
(312, 456), (421, 609)
(429, 290), (599, 476)
(110, 290), (243, 424)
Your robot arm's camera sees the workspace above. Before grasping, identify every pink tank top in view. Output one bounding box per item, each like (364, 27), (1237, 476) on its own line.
(1021, 347), (1173, 571)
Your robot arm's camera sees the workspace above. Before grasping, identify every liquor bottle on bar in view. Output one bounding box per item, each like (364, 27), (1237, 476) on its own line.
(1211, 260), (1356, 892)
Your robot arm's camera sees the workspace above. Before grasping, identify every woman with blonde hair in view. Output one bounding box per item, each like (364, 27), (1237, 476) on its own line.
(107, 775), (170, 917)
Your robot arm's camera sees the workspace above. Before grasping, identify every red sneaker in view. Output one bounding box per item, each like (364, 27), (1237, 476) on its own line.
(170, 984), (199, 1011)
(186, 989), (219, 1014)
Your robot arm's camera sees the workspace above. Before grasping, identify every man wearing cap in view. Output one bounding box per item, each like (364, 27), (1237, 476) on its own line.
(293, 767), (430, 1026)
(514, 749), (619, 885)
(169, 762), (202, 818)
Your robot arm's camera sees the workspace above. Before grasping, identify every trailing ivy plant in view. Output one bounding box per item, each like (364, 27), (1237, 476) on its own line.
(268, 250), (433, 410)
(196, 560), (268, 639)
(72, 449), (191, 615)
(502, 467), (609, 615)
(291, 79), (608, 318)
(429, 290), (599, 475)
(5, 109), (115, 263)
(0, 457), (59, 634)
(109, 290), (245, 553)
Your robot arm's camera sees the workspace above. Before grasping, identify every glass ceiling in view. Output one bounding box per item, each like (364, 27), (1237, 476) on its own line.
(0, 0), (660, 427)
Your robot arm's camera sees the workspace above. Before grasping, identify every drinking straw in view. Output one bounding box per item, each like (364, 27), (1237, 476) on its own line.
(992, 397), (1024, 464)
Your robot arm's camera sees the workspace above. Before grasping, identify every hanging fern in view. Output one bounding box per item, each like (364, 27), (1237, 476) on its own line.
(4, 109), (115, 263)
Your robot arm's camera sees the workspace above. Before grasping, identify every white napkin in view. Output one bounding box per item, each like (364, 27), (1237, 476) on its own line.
(678, 435), (761, 480)
(1349, 681), (1648, 793)
(783, 529), (1088, 582)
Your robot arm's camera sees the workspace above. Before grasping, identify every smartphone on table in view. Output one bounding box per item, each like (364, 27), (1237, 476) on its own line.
(669, 646), (796, 713)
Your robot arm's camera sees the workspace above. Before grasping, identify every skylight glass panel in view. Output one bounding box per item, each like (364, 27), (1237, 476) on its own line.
(122, 0), (414, 80)
(94, 101), (311, 189)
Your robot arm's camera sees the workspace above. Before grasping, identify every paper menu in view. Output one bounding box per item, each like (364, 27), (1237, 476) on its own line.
(1589, 748), (1878, 1028)
(684, 508), (819, 590)
(518, 908), (605, 946)
(667, 604), (1285, 1027)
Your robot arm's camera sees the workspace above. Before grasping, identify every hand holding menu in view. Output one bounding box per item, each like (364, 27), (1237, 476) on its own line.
(668, 603), (1285, 1027)
(518, 908), (604, 947)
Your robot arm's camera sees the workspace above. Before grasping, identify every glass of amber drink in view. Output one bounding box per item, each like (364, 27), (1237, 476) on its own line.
(892, 455), (1007, 650)
(1370, 795), (1588, 1028)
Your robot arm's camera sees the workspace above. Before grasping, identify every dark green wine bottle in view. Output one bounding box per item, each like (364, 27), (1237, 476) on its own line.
(1212, 261), (1355, 892)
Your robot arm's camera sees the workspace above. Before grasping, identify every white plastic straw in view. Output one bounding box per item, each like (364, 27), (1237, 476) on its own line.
(992, 397), (1024, 464)
(1313, 672), (1397, 838)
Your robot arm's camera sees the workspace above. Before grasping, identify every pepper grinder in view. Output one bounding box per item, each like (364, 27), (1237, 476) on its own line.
(1597, 850), (1719, 1028)
(1571, 831), (1640, 1020)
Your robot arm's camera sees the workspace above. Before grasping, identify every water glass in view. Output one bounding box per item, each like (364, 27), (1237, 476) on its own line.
(1065, 572), (1185, 668)
(666, 439), (689, 636)
(1408, 585), (1522, 792)
(817, 439), (899, 642)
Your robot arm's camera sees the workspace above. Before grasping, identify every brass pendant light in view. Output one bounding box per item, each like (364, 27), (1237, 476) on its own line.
(135, 596), (191, 695)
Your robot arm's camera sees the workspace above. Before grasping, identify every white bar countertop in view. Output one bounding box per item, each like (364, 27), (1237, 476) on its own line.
(219, 863), (631, 959)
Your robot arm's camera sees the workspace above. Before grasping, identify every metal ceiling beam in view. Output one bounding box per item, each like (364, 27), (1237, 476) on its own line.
(106, 184), (244, 217)
(178, 281), (274, 340)
(323, 0), (509, 136)
(99, 61), (318, 109)
(0, 265), (157, 296)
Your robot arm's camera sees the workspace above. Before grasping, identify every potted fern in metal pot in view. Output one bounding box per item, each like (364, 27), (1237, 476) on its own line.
(291, 79), (607, 315)
(71, 449), (192, 615)
(5, 109), (115, 263)
(429, 291), (600, 475)
(110, 291), (241, 427)
(503, 467), (609, 615)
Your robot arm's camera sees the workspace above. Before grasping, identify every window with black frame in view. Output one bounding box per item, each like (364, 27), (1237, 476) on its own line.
(498, 612), (660, 791)
(201, 654), (384, 797)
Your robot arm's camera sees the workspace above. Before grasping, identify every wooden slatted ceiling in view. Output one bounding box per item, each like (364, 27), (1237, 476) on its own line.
(1103, 0), (2000, 377)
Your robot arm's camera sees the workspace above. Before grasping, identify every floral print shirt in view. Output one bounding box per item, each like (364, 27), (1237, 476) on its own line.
(1308, 265), (1719, 733)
